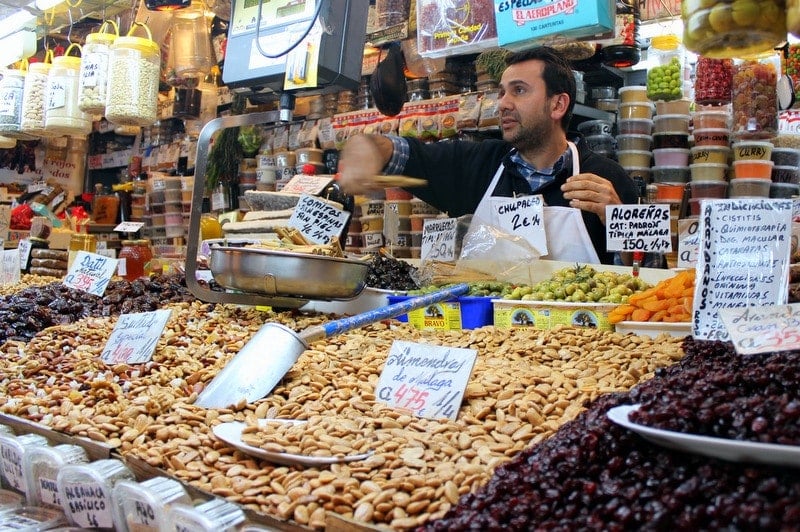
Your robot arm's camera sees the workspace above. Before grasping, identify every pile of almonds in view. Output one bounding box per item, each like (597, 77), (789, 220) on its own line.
(0, 299), (684, 530)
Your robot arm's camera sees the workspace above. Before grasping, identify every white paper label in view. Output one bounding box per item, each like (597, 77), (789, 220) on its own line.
(79, 54), (107, 89)
(17, 239), (31, 271)
(39, 475), (61, 506)
(719, 304), (800, 355)
(47, 81), (67, 110)
(100, 309), (171, 364)
(1, 249), (20, 285)
(288, 194), (348, 244)
(0, 87), (19, 117)
(677, 217), (700, 269)
(421, 217), (457, 262)
(63, 251), (118, 296)
(61, 481), (114, 528)
(0, 444), (25, 491)
(605, 204), (672, 253)
(491, 195), (547, 255)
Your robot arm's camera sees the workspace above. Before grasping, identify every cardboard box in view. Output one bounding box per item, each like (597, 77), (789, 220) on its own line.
(493, 299), (617, 331)
(387, 295), (494, 330)
(494, 0), (614, 50)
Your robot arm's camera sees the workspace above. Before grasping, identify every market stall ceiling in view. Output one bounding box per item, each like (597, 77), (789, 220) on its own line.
(0, 0), (135, 42)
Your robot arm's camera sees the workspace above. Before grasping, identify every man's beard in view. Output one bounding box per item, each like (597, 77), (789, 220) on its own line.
(502, 112), (553, 153)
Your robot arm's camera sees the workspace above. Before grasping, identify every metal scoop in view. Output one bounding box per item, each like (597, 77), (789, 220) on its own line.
(195, 283), (470, 408)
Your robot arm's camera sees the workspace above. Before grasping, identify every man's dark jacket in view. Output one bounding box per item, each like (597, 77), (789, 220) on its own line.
(401, 136), (639, 265)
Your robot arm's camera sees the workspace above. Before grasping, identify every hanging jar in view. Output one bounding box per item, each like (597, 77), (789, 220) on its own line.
(20, 50), (53, 137)
(45, 44), (92, 137)
(599, 0), (641, 68)
(166, 2), (214, 88)
(683, 0), (786, 58)
(78, 20), (119, 116)
(646, 35), (685, 102)
(694, 56), (733, 105)
(0, 62), (31, 139)
(732, 51), (780, 140)
(105, 22), (160, 127)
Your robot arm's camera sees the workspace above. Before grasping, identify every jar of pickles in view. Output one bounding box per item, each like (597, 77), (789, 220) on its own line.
(732, 52), (779, 140)
(105, 23), (160, 127)
(78, 21), (118, 115)
(694, 57), (733, 105)
(20, 59), (51, 137)
(45, 45), (92, 137)
(646, 35), (684, 102)
(683, 0), (786, 59)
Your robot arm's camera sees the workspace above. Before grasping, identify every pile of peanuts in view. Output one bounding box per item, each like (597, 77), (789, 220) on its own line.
(0, 299), (685, 530)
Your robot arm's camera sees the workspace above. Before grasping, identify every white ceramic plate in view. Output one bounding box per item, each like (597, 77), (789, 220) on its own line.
(614, 321), (691, 338)
(607, 404), (800, 467)
(212, 418), (372, 467)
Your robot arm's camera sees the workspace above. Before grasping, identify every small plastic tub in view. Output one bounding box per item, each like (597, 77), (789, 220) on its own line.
(693, 128), (730, 146)
(770, 182), (800, 198)
(618, 118), (654, 135)
(655, 182), (686, 201)
(619, 102), (654, 119)
(385, 187), (414, 200)
(577, 119), (613, 136)
(771, 147), (800, 166)
(690, 180), (728, 199)
(411, 231), (423, 247)
(359, 215), (384, 232)
(655, 99), (691, 115)
(772, 165), (800, 184)
(732, 159), (773, 179)
(652, 166), (690, 183)
(617, 150), (652, 168)
(618, 85), (648, 103)
(729, 178), (771, 197)
(731, 141), (773, 161)
(690, 145), (730, 164)
(616, 134), (652, 151)
(594, 98), (620, 111)
(653, 132), (690, 149)
(692, 110), (731, 129)
(625, 166), (651, 182)
(584, 134), (616, 153)
(410, 198), (439, 215)
(690, 163), (728, 182)
(653, 148), (690, 166)
(689, 198), (704, 216)
(653, 114), (690, 134)
(385, 199), (412, 216)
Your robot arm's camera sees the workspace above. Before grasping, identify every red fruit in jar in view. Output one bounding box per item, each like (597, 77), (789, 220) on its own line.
(302, 163), (317, 175)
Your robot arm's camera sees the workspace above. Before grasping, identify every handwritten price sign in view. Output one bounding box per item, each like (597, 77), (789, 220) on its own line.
(421, 218), (457, 262)
(288, 194), (349, 244)
(376, 341), (477, 420)
(718, 304), (800, 355)
(101, 309), (172, 364)
(605, 204), (672, 253)
(63, 251), (118, 296)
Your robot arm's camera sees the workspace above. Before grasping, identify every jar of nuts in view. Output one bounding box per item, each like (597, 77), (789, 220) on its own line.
(105, 23), (160, 127)
(0, 68), (27, 138)
(20, 61), (52, 137)
(78, 21), (118, 116)
(45, 45), (93, 137)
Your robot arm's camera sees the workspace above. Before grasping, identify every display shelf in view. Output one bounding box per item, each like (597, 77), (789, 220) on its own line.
(573, 103), (616, 122)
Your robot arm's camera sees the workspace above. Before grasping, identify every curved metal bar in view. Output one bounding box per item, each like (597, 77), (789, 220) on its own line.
(184, 110), (308, 308)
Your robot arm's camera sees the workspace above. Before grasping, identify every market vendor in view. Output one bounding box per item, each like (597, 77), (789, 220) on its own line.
(338, 46), (639, 265)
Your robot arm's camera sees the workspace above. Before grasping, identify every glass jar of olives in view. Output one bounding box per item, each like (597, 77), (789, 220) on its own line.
(732, 52), (779, 140)
(646, 35), (685, 102)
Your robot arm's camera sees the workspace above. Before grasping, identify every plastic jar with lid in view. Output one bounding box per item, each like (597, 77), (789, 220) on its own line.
(0, 68), (26, 139)
(646, 35), (684, 102)
(20, 61), (51, 136)
(24, 444), (88, 508)
(56, 458), (135, 530)
(599, 0), (641, 68)
(118, 240), (146, 281)
(694, 57), (733, 105)
(45, 48), (93, 137)
(682, 0), (786, 59)
(78, 22), (118, 115)
(732, 52), (779, 140)
(105, 23), (160, 127)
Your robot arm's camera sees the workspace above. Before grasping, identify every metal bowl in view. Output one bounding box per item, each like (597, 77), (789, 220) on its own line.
(209, 246), (370, 300)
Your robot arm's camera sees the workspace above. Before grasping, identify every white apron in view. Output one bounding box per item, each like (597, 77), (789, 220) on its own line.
(462, 141), (600, 263)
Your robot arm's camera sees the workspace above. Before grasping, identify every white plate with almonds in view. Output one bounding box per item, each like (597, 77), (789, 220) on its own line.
(213, 418), (373, 467)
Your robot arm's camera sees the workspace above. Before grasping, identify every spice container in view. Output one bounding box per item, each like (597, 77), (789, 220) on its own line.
(694, 57), (733, 105)
(646, 35), (684, 101)
(0, 506), (66, 530)
(732, 53), (779, 140)
(68, 233), (98, 271)
(78, 21), (118, 115)
(105, 23), (160, 127)
(24, 444), (88, 509)
(0, 488), (23, 510)
(20, 59), (51, 137)
(165, 498), (246, 532)
(0, 433), (49, 494)
(0, 68), (27, 139)
(56, 458), (134, 530)
(45, 46), (92, 137)
(112, 477), (191, 532)
(683, 0), (786, 58)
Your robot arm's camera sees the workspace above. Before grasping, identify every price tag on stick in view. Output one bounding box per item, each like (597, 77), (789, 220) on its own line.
(719, 304), (800, 355)
(605, 204), (672, 253)
(288, 193), (349, 245)
(375, 341), (477, 420)
(421, 217), (457, 262)
(63, 251), (118, 296)
(100, 309), (172, 364)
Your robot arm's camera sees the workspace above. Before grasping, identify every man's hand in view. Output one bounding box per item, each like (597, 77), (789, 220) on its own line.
(560, 173), (622, 223)
(337, 135), (389, 195)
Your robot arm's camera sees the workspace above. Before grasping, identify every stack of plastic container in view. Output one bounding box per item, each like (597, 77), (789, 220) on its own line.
(578, 119), (615, 159)
(687, 107), (732, 214)
(650, 100), (692, 206)
(729, 140), (775, 199)
(616, 86), (653, 184)
(409, 197), (441, 259)
(769, 147), (800, 198)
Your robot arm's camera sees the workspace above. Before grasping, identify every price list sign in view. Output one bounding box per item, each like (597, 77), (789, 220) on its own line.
(677, 217), (700, 268)
(605, 204), (672, 253)
(421, 217), (457, 262)
(491, 195), (547, 255)
(0, 248), (19, 285)
(100, 309), (172, 364)
(719, 304), (800, 355)
(63, 251), (118, 296)
(288, 193), (349, 244)
(376, 341), (477, 420)
(693, 199), (793, 341)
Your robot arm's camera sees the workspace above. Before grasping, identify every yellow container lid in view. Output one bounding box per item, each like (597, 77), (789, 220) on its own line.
(52, 55), (82, 69)
(85, 32), (117, 45)
(112, 36), (159, 55)
(651, 35), (680, 51)
(28, 62), (52, 73)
